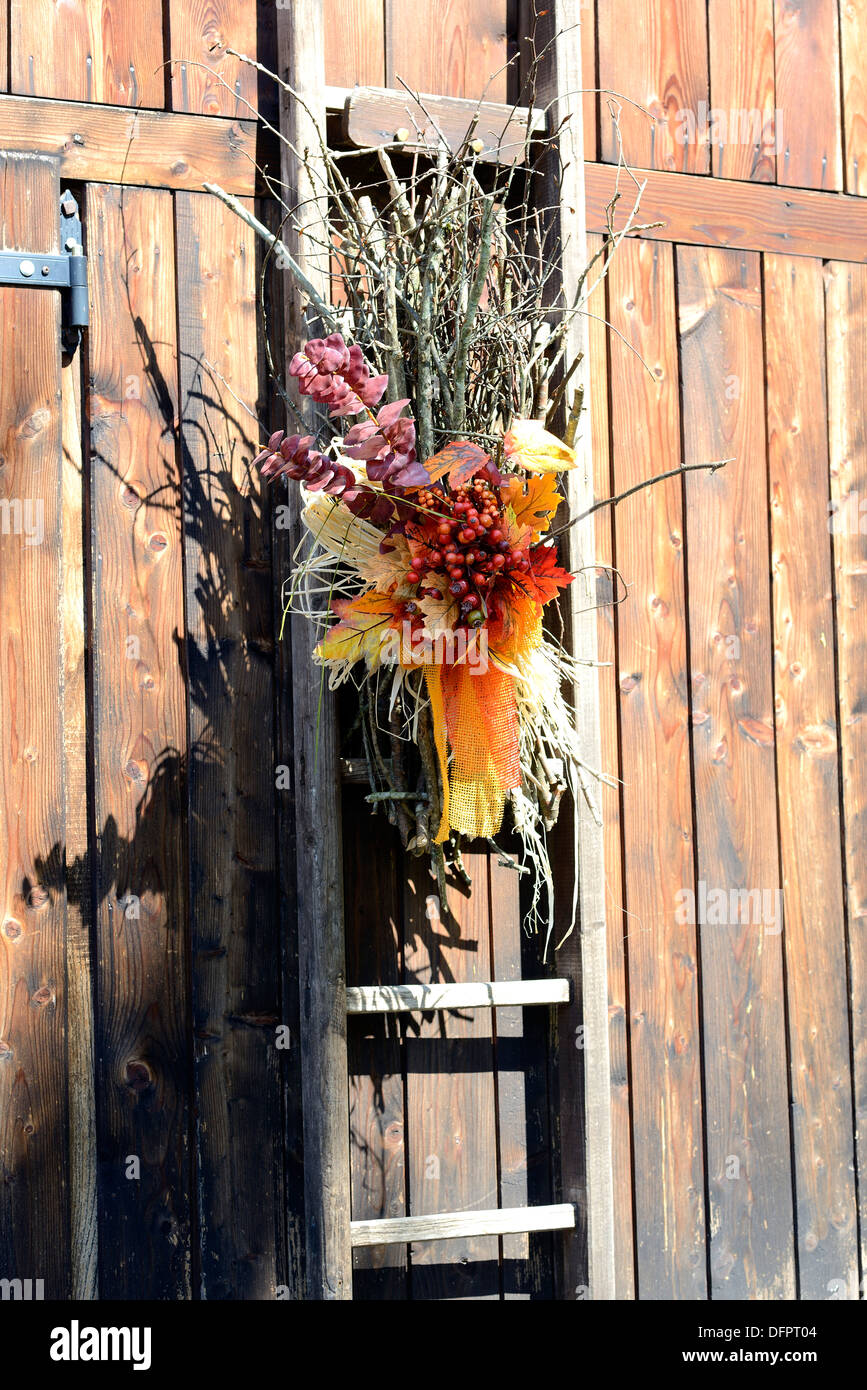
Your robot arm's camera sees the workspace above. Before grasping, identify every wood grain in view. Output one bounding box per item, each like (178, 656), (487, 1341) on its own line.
(586, 162), (867, 263)
(0, 4), (7, 91)
(403, 853), (500, 1299)
(825, 259), (867, 1291)
(325, 0), (386, 87)
(489, 854), (554, 1299)
(10, 0), (165, 107)
(608, 237), (706, 1299)
(0, 94), (257, 195)
(62, 348), (98, 1300)
(774, 0), (842, 190)
(351, 1203), (574, 1245)
(344, 793), (407, 1300)
(87, 183), (190, 1299)
(169, 0), (258, 117)
(840, 0), (867, 195)
(579, 0), (597, 162)
(586, 230), (635, 1300)
(175, 190), (285, 1299)
(345, 87), (541, 164)
(0, 151), (70, 1299)
(708, 0), (777, 181)
(597, 0), (710, 173)
(677, 245), (794, 1299)
(278, 0), (352, 1300)
(387, 0), (509, 101)
(764, 252), (858, 1298)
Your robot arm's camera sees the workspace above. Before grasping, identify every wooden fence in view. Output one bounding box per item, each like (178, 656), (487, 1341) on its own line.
(0, 0), (866, 1301)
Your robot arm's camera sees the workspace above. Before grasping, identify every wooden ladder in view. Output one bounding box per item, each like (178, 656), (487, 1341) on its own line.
(280, 0), (613, 1300)
(345, 981), (576, 1252)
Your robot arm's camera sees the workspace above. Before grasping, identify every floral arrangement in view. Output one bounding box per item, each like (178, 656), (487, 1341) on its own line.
(257, 332), (592, 949)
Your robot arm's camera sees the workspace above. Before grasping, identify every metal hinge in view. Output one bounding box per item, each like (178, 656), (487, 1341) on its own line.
(0, 191), (88, 355)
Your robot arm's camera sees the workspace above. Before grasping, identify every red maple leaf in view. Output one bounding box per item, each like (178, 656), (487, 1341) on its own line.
(522, 542), (574, 605)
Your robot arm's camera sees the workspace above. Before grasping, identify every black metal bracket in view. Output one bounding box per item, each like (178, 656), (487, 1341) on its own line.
(0, 191), (88, 355)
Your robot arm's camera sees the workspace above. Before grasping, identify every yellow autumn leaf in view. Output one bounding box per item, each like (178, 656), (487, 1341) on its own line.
(500, 471), (563, 540)
(315, 591), (401, 670)
(503, 418), (577, 473)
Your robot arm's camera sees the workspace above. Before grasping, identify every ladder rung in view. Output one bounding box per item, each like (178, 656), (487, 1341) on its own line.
(346, 980), (569, 1013)
(350, 1204), (575, 1248)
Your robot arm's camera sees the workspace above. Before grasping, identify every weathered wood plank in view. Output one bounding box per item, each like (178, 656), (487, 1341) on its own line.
(344, 86), (543, 164)
(403, 854), (501, 1300)
(386, 0), (509, 101)
(175, 189), (285, 1299)
(579, 0), (597, 162)
(764, 252), (858, 1299)
(708, 0), (776, 181)
(277, 0), (352, 1301)
(530, 0), (615, 1303)
(87, 183), (191, 1299)
(345, 791), (407, 1299)
(840, 0), (867, 196)
(586, 163), (867, 263)
(774, 0), (842, 190)
(348, 980), (569, 1012)
(62, 347), (98, 1301)
(351, 1203), (575, 1247)
(0, 4), (7, 92)
(169, 0), (258, 117)
(0, 151), (69, 1300)
(325, 0), (386, 87)
(489, 854), (555, 1300)
(0, 93), (256, 194)
(677, 245), (795, 1299)
(825, 259), (867, 1293)
(597, 0), (709, 173)
(608, 237), (706, 1299)
(10, 0), (165, 107)
(586, 231), (635, 1300)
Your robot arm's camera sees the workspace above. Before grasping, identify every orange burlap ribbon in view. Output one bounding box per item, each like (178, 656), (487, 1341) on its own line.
(425, 663), (521, 841)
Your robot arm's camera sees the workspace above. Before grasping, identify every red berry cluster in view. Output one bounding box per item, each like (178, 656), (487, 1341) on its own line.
(406, 476), (531, 629)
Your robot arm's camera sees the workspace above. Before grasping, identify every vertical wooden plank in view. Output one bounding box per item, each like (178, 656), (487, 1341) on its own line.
(580, 1), (598, 163)
(345, 796), (407, 1300)
(708, 0), (777, 181)
(0, 151), (69, 1299)
(170, 0), (258, 117)
(87, 183), (190, 1298)
(586, 231), (635, 1299)
(764, 252), (858, 1299)
(608, 237), (706, 1299)
(176, 190), (285, 1299)
(10, 0), (165, 107)
(531, 0), (615, 1302)
(840, 1), (867, 196)
(826, 259), (867, 1293)
(403, 854), (501, 1300)
(63, 346), (98, 1300)
(278, 0), (352, 1300)
(597, 0), (710, 173)
(677, 245), (795, 1299)
(0, 2), (7, 91)
(490, 855), (555, 1299)
(325, 0), (386, 87)
(387, 0), (509, 101)
(774, 0), (842, 190)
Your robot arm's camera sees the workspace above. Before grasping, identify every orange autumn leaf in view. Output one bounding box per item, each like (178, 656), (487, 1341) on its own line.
(500, 471), (563, 540)
(316, 591), (401, 669)
(520, 543), (574, 605)
(425, 439), (491, 486)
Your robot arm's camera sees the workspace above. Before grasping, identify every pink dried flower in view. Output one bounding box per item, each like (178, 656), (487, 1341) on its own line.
(289, 333), (389, 417)
(253, 431), (357, 497)
(344, 399), (429, 490)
